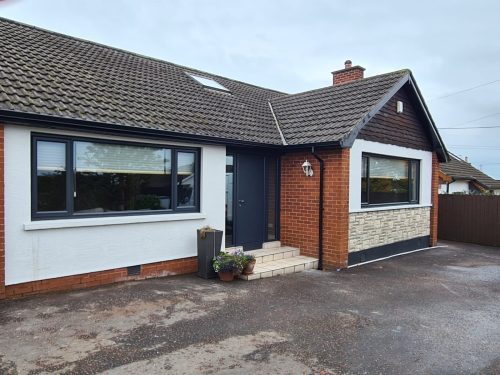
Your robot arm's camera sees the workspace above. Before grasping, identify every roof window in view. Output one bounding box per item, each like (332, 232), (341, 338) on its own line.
(186, 72), (230, 92)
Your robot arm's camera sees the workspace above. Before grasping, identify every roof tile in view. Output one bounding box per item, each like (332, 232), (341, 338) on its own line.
(0, 17), (415, 147)
(441, 154), (499, 190)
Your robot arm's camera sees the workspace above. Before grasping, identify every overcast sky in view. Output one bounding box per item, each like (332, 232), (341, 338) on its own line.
(1, 0), (500, 178)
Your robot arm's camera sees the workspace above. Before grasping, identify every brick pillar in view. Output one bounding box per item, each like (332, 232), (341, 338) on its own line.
(280, 148), (350, 269)
(0, 125), (5, 299)
(280, 151), (320, 258)
(430, 152), (439, 246)
(322, 148), (350, 269)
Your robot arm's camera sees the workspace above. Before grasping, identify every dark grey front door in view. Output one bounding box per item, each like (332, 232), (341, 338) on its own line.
(234, 154), (265, 250)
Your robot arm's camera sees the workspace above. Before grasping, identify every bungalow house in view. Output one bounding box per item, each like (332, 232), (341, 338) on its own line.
(0, 18), (448, 299)
(439, 153), (500, 195)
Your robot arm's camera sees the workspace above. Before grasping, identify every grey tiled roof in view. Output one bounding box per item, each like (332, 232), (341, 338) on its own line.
(0, 17), (285, 145)
(270, 70), (409, 145)
(0, 17), (417, 148)
(440, 154), (499, 190)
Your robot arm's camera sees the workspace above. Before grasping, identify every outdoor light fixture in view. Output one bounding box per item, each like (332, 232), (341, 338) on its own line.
(396, 100), (404, 113)
(302, 160), (314, 177)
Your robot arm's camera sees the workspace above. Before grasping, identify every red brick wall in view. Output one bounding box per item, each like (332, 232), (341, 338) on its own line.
(323, 148), (350, 268)
(430, 152), (439, 246)
(281, 151), (320, 258)
(0, 125), (4, 299)
(280, 149), (350, 269)
(332, 67), (364, 85)
(4, 257), (197, 299)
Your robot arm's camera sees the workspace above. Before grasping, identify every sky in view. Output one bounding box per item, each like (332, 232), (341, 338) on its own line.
(1, 0), (500, 178)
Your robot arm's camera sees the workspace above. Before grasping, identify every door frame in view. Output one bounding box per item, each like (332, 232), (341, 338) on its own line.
(225, 149), (281, 249)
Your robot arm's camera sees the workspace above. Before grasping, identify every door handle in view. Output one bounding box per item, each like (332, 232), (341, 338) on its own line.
(238, 199), (245, 206)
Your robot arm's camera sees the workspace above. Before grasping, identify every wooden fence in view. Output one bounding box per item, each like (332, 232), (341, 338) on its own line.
(438, 195), (500, 247)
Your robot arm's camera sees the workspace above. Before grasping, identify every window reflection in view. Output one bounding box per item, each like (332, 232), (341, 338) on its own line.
(361, 155), (419, 206)
(266, 157), (277, 241)
(177, 152), (196, 207)
(368, 157), (409, 204)
(225, 155), (234, 245)
(74, 141), (172, 213)
(37, 141), (67, 212)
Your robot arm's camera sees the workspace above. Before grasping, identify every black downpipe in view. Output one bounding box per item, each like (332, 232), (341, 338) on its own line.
(311, 147), (324, 270)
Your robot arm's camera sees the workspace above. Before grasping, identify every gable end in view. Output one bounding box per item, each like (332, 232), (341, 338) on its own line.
(357, 86), (433, 151)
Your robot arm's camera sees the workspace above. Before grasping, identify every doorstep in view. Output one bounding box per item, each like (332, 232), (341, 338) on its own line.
(236, 243), (318, 281)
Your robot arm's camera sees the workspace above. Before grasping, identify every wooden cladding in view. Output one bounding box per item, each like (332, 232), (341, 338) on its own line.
(438, 195), (500, 247)
(358, 87), (433, 151)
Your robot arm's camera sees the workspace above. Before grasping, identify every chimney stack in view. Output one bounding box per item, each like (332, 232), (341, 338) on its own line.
(332, 60), (365, 85)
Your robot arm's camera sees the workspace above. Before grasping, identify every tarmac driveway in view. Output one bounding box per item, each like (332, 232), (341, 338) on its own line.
(0, 240), (499, 375)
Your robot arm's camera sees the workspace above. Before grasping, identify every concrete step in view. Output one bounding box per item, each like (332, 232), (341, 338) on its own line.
(245, 246), (300, 264)
(239, 255), (318, 281)
(262, 241), (281, 249)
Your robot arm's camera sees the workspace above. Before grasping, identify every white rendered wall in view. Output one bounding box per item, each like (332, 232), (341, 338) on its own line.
(446, 180), (471, 194)
(4, 125), (226, 285)
(349, 139), (433, 213)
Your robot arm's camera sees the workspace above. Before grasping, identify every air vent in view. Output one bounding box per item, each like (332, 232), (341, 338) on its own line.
(127, 265), (141, 276)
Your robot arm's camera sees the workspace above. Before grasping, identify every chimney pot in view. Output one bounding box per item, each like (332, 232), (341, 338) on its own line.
(344, 60), (352, 69)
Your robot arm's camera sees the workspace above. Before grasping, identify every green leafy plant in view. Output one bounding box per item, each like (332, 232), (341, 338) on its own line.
(243, 254), (255, 263)
(212, 249), (248, 273)
(212, 252), (237, 273)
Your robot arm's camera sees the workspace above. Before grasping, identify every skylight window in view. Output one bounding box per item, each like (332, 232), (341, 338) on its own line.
(186, 72), (230, 92)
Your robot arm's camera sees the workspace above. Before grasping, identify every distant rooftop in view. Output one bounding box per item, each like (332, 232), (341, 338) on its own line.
(440, 153), (500, 190)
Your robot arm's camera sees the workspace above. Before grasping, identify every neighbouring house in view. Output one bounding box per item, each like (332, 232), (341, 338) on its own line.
(439, 153), (500, 195)
(0, 18), (448, 299)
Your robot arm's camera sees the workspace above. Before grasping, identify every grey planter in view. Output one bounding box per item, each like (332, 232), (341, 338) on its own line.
(197, 229), (223, 279)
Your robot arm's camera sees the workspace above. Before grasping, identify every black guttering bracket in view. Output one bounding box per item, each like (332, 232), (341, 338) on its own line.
(0, 110), (284, 150)
(311, 146), (324, 271)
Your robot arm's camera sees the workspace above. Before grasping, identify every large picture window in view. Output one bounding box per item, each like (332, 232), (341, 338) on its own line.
(32, 135), (200, 219)
(361, 154), (419, 206)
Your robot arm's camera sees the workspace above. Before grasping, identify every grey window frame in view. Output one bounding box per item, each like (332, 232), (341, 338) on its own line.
(361, 153), (420, 207)
(31, 134), (200, 220)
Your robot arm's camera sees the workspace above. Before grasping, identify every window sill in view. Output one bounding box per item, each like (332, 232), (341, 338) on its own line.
(350, 203), (432, 213)
(24, 212), (208, 231)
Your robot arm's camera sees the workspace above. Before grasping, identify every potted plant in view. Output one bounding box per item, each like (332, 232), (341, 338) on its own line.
(212, 248), (247, 281)
(212, 252), (237, 281)
(242, 254), (256, 275)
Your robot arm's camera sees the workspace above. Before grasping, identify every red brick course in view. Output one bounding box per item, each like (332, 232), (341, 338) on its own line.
(4, 257), (197, 299)
(332, 67), (365, 85)
(0, 124), (4, 299)
(280, 149), (350, 269)
(430, 152), (439, 246)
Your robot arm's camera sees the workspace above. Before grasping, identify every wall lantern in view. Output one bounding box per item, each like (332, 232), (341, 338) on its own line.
(302, 159), (314, 177)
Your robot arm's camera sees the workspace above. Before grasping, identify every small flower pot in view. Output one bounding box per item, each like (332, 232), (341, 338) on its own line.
(218, 271), (235, 282)
(242, 259), (256, 275)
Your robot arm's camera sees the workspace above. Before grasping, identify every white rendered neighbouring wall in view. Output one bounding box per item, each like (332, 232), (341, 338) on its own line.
(440, 180), (471, 194)
(4, 125), (226, 285)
